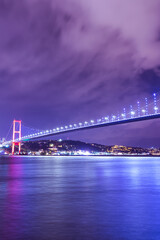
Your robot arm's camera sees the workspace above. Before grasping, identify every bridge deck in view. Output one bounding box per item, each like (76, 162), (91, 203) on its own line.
(3, 113), (160, 145)
(22, 113), (160, 141)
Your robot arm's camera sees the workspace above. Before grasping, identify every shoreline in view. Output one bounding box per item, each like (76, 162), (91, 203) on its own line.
(1, 154), (160, 158)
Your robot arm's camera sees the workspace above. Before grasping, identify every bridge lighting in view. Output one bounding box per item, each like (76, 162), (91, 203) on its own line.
(145, 98), (148, 115)
(153, 93), (158, 113)
(7, 92), (160, 146)
(130, 105), (134, 118)
(123, 108), (126, 119)
(142, 109), (146, 113)
(137, 101), (140, 117)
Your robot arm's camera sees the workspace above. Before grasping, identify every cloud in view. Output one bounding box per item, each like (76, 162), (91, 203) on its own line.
(0, 0), (160, 146)
(78, 0), (160, 69)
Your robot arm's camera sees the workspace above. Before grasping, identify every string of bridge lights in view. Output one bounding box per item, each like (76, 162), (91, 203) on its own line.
(20, 92), (160, 141)
(4, 92), (160, 144)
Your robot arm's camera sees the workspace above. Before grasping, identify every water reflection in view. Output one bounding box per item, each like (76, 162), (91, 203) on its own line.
(1, 158), (24, 239)
(0, 156), (160, 240)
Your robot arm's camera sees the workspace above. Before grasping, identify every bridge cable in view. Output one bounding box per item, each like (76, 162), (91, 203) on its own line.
(5, 123), (13, 141)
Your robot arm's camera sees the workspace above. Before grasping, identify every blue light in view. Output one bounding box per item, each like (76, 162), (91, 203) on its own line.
(137, 101), (140, 117)
(123, 108), (126, 119)
(145, 98), (148, 115)
(153, 93), (158, 114)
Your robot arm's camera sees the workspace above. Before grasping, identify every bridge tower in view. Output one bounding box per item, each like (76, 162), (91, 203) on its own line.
(12, 120), (22, 155)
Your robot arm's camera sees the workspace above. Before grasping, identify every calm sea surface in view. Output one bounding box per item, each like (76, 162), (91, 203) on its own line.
(0, 156), (160, 240)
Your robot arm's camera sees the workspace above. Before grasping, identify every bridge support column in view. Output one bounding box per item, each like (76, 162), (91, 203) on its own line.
(12, 120), (22, 155)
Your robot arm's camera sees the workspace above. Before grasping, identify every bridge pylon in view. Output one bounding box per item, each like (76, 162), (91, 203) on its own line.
(12, 120), (22, 155)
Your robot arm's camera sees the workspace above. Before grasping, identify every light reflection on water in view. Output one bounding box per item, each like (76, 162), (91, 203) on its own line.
(0, 156), (160, 240)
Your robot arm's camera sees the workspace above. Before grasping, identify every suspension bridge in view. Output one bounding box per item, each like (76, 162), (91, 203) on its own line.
(1, 92), (160, 154)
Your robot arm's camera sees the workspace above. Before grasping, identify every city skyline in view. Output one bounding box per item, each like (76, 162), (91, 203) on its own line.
(0, 0), (160, 147)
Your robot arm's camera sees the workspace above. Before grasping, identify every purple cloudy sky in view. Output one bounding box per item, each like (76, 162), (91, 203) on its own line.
(0, 0), (160, 147)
